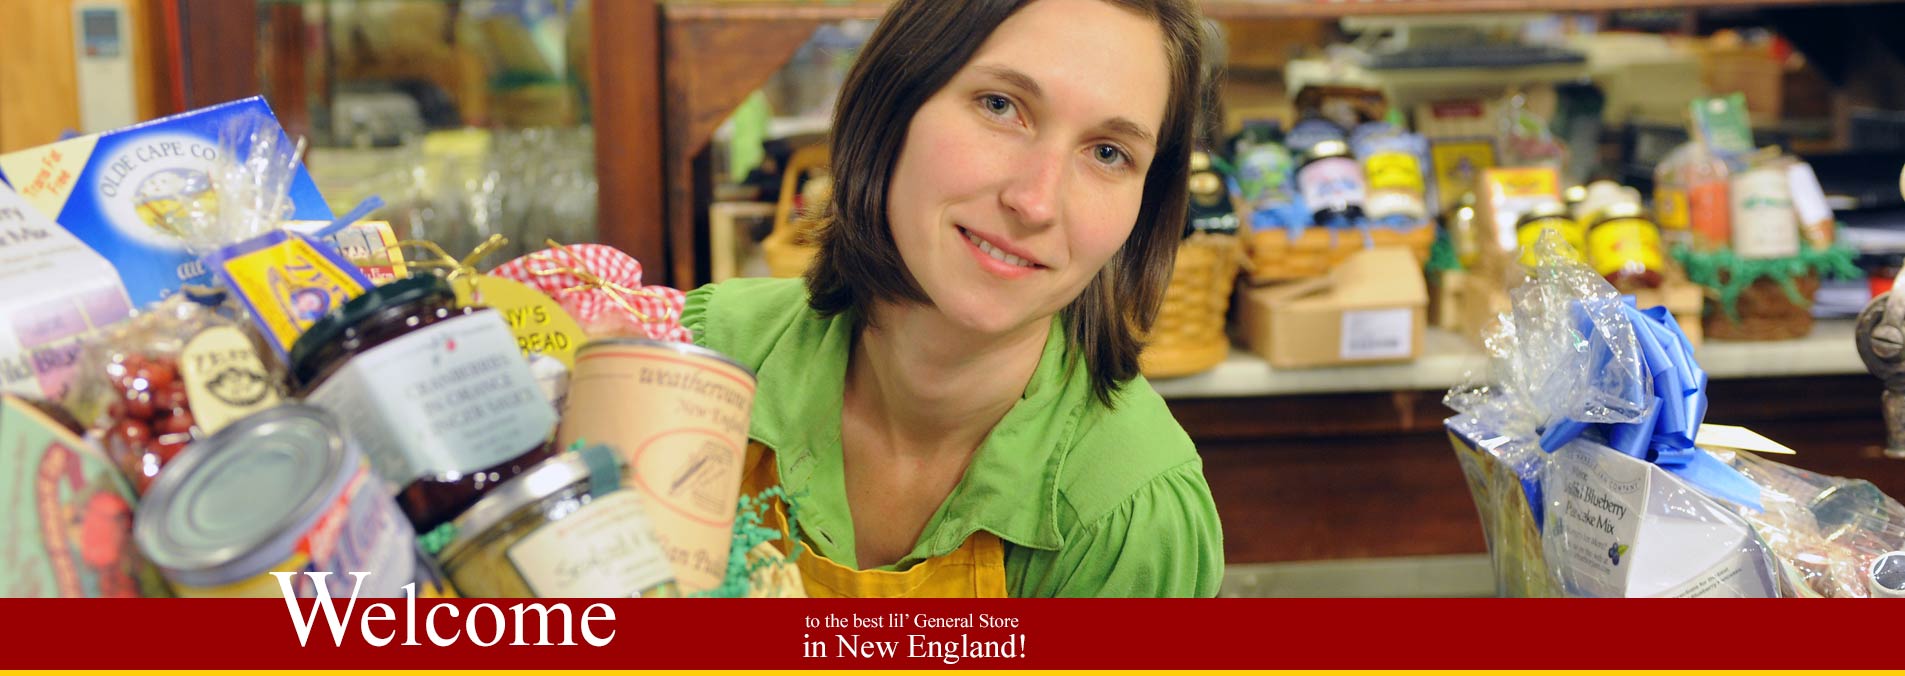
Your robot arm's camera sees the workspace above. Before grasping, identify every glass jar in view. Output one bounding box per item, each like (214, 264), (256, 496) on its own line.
(287, 274), (559, 533)
(1296, 139), (1367, 226)
(437, 447), (677, 598)
(1587, 203), (1666, 291)
(1515, 201), (1587, 268)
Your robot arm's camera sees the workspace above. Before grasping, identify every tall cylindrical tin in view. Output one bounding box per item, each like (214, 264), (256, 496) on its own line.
(556, 339), (756, 593)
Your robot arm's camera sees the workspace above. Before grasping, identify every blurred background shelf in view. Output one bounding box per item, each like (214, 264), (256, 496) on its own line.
(1150, 319), (1865, 399)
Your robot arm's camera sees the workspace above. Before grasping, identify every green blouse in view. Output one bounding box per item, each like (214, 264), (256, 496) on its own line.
(681, 277), (1223, 597)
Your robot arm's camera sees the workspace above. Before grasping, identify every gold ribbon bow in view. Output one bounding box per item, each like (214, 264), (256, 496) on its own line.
(525, 239), (671, 325)
(394, 234), (510, 296)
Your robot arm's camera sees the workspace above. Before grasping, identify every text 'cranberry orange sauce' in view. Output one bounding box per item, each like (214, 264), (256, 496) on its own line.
(288, 274), (559, 533)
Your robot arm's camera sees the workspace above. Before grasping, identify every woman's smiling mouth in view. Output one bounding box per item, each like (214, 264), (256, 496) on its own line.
(958, 225), (1047, 276)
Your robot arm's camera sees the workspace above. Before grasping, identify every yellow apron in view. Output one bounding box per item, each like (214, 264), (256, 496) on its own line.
(742, 442), (1008, 598)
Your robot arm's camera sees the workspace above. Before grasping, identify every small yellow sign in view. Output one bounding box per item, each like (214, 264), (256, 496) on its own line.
(452, 275), (585, 369)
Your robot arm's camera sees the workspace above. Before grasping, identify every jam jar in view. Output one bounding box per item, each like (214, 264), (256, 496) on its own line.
(437, 446), (677, 598)
(1586, 202), (1666, 291)
(287, 274), (559, 533)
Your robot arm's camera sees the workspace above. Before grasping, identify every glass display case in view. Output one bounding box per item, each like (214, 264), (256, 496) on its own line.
(246, 0), (599, 263)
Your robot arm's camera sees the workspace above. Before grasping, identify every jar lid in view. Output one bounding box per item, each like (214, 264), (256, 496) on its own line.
(287, 274), (456, 385)
(441, 446), (625, 557)
(1517, 201), (1573, 226)
(134, 404), (357, 587)
(1306, 139), (1350, 161)
(1592, 202), (1649, 225)
(1190, 150), (1212, 172)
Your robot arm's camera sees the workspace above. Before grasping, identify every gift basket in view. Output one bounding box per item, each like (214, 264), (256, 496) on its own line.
(1447, 231), (1905, 597)
(1657, 94), (1861, 341)
(0, 100), (805, 599)
(1141, 151), (1244, 378)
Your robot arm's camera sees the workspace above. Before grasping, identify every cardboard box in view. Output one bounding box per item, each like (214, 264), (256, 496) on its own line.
(1238, 247), (1428, 369)
(1478, 167), (1561, 273)
(0, 182), (132, 403)
(0, 97), (334, 308)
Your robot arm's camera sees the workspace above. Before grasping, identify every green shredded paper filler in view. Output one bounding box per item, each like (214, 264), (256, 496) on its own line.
(1671, 232), (1862, 322)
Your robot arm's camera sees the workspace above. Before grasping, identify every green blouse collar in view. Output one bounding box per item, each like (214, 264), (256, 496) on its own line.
(747, 310), (1076, 570)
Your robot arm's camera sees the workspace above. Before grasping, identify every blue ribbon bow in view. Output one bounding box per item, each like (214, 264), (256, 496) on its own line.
(1536, 297), (1764, 512)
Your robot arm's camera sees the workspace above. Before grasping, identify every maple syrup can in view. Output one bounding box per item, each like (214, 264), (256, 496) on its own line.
(134, 404), (416, 598)
(555, 338), (755, 593)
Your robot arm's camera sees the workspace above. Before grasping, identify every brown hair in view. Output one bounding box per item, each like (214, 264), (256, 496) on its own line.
(805, 0), (1206, 407)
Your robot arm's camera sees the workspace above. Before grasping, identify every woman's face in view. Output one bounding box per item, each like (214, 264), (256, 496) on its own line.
(884, 0), (1171, 337)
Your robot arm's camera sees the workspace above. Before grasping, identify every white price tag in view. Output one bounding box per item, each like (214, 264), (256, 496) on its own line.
(1339, 308), (1413, 360)
(1786, 162), (1833, 227)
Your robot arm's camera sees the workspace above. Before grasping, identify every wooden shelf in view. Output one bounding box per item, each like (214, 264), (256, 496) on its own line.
(650, 0), (1876, 286)
(1150, 319), (1867, 399)
(662, 0), (1876, 23)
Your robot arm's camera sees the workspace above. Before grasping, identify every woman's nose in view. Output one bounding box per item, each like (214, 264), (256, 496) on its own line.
(999, 148), (1063, 228)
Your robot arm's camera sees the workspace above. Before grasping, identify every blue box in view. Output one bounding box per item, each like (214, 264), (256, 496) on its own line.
(0, 97), (334, 308)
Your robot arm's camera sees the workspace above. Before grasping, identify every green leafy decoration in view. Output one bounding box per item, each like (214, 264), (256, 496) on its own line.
(1671, 227), (1863, 323)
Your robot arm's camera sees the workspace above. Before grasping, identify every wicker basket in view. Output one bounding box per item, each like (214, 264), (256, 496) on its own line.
(762, 144), (831, 278)
(1140, 232), (1244, 379)
(1703, 272), (1819, 341)
(1246, 223), (1436, 283)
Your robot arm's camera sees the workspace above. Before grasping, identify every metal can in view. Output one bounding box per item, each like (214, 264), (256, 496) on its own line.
(1730, 162), (1802, 259)
(1515, 201), (1587, 268)
(439, 446), (677, 598)
(1586, 203), (1666, 289)
(134, 404), (417, 598)
(555, 338), (756, 593)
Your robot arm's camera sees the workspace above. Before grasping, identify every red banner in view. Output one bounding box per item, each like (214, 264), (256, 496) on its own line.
(3, 597), (1896, 670)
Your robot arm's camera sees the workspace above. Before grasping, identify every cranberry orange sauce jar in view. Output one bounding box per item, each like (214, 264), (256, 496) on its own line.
(287, 274), (559, 532)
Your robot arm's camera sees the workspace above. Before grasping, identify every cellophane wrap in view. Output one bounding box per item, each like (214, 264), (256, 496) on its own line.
(1445, 231), (1651, 595)
(158, 111), (306, 255)
(1448, 230), (1905, 597)
(1716, 449), (1905, 597)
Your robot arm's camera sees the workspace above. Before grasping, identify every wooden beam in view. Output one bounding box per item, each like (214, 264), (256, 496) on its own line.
(593, 0), (669, 284)
(661, 13), (821, 286)
(178, 0), (258, 109)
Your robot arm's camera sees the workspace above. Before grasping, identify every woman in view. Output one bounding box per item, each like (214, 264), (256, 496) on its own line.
(684, 0), (1222, 597)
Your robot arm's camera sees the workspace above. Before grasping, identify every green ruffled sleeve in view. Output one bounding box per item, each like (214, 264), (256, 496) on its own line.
(680, 282), (717, 349)
(1009, 461), (1225, 598)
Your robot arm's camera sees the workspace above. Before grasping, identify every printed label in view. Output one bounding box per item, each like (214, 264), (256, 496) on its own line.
(1783, 160), (1828, 240)
(1339, 308), (1413, 361)
(1654, 186), (1690, 232)
(1552, 445), (1645, 598)
(507, 491), (676, 598)
(452, 276), (586, 369)
(306, 313), (557, 487)
(178, 326), (280, 435)
(1516, 219), (1586, 267)
(1364, 151), (1424, 194)
(1688, 180), (1731, 249)
(218, 233), (370, 356)
(1587, 219), (1664, 278)
(1296, 157), (1367, 213)
(1730, 167), (1800, 259)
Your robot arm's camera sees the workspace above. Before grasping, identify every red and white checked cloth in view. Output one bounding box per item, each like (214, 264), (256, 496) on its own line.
(491, 243), (694, 343)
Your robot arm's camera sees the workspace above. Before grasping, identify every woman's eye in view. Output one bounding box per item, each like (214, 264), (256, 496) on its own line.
(1093, 144), (1131, 168)
(979, 94), (1016, 119)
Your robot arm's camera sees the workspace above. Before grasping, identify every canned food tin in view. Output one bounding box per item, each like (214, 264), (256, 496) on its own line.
(134, 404), (417, 598)
(439, 446), (676, 598)
(556, 338), (756, 593)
